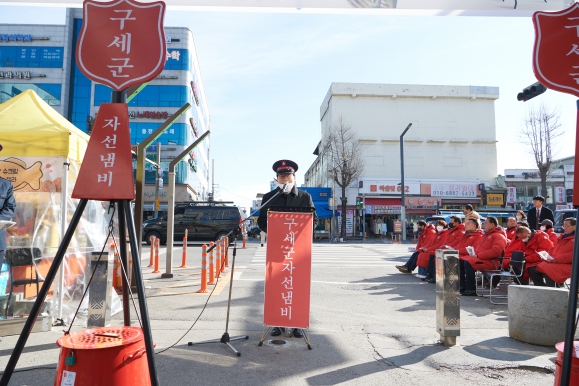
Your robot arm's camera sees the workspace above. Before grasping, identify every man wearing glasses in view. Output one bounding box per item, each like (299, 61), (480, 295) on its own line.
(257, 159), (316, 338)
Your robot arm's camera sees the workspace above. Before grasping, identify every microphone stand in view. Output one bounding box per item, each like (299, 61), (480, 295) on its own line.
(187, 184), (288, 356)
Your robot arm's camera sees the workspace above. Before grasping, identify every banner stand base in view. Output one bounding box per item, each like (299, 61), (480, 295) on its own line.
(258, 326), (312, 350)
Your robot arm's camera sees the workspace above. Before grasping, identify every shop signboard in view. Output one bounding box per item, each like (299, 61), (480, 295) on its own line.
(404, 197), (441, 209)
(0, 156), (65, 192)
(487, 194), (504, 206)
(431, 183), (477, 198)
(345, 210), (354, 235)
(507, 186), (517, 204)
(556, 185), (566, 204)
(360, 180), (420, 196)
(394, 221), (402, 233)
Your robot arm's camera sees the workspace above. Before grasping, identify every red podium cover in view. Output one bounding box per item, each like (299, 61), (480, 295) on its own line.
(264, 212), (313, 329)
(72, 104), (135, 200)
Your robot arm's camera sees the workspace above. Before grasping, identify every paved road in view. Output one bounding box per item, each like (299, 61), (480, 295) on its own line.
(1, 241), (556, 385)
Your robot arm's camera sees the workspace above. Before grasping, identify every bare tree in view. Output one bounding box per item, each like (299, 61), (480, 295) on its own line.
(323, 116), (364, 238)
(520, 103), (563, 198)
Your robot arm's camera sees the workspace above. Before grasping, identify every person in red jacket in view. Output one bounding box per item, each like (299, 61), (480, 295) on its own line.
(502, 220), (530, 269)
(514, 225), (554, 282)
(445, 216), (466, 249)
(505, 217), (517, 241)
(419, 220), (451, 282)
(454, 218), (484, 292)
(460, 217), (508, 296)
(530, 217), (576, 286)
(396, 220), (436, 274)
(539, 219), (558, 245)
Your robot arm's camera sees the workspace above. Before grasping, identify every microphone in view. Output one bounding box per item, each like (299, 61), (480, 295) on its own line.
(281, 182), (288, 191)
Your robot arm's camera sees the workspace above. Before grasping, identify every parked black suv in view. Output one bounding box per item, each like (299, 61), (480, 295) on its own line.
(142, 204), (245, 244)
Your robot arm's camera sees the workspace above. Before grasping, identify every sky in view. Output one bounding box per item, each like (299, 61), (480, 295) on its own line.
(1, 5), (578, 212)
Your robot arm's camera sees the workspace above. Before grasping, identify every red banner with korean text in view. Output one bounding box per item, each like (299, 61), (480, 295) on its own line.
(77, 0), (166, 91)
(264, 212), (313, 329)
(72, 104), (135, 200)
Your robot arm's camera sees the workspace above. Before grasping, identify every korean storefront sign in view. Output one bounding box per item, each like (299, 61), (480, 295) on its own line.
(507, 186), (517, 204)
(556, 185), (566, 204)
(264, 212), (313, 329)
(76, 0), (167, 91)
(404, 197), (441, 208)
(72, 104), (135, 200)
(431, 183), (477, 197)
(360, 180), (420, 195)
(486, 193), (504, 206)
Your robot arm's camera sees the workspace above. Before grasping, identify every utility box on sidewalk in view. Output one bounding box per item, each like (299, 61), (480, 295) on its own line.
(87, 251), (115, 327)
(435, 249), (460, 346)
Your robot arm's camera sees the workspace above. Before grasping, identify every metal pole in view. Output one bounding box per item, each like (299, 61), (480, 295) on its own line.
(123, 201), (160, 386)
(560, 100), (579, 386)
(0, 200), (88, 386)
(212, 158), (215, 199)
(153, 141), (161, 219)
(163, 131), (211, 278)
(117, 201), (131, 326)
(400, 123), (412, 242)
(362, 193), (366, 241)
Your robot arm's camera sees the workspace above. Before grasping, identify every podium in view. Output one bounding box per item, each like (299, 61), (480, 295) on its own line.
(258, 208), (314, 349)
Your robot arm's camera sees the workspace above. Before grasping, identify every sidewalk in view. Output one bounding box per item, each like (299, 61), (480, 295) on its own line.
(1, 242), (556, 385)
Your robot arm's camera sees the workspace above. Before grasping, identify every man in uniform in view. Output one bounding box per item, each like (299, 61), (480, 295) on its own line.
(0, 174), (17, 269)
(258, 159), (316, 338)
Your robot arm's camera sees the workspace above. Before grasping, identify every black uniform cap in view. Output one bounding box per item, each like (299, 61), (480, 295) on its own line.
(272, 159), (298, 174)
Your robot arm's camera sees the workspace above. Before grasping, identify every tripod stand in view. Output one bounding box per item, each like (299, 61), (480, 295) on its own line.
(0, 200), (159, 386)
(188, 226), (249, 356)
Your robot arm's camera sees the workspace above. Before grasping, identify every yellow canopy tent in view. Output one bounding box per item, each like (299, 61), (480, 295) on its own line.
(0, 90), (107, 324)
(0, 89), (89, 162)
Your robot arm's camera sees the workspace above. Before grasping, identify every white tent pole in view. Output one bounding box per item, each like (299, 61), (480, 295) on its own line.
(56, 159), (69, 320)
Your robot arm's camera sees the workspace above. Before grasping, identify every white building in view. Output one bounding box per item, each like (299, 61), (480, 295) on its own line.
(305, 82), (502, 234)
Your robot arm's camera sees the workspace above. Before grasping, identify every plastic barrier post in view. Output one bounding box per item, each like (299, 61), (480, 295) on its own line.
(222, 237), (228, 272)
(152, 238), (161, 273)
(180, 229), (188, 268)
(197, 244), (209, 293)
(208, 241), (216, 285)
(148, 237), (155, 267)
(242, 231), (246, 249)
(216, 243), (222, 278)
(224, 237), (229, 268)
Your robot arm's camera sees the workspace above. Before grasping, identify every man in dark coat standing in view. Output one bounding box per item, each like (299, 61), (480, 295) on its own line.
(0, 175), (17, 269)
(526, 195), (554, 230)
(258, 159), (316, 339)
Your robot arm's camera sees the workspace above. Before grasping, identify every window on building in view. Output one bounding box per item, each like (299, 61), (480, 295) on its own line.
(94, 85), (190, 107)
(69, 18), (91, 132)
(0, 83), (61, 105)
(0, 46), (63, 68)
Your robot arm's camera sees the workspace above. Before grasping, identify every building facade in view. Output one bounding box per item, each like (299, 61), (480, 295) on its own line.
(304, 82), (501, 235)
(503, 156), (575, 211)
(0, 9), (210, 217)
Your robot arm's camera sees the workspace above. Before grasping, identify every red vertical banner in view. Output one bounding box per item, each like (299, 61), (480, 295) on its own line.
(72, 103), (135, 200)
(575, 104), (579, 206)
(264, 212), (313, 329)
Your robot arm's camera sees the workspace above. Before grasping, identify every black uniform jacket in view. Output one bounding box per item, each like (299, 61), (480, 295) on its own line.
(527, 206), (555, 230)
(257, 185), (317, 233)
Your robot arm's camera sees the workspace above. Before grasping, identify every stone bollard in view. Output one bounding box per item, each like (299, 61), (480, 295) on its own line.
(435, 249), (460, 346)
(508, 285), (579, 346)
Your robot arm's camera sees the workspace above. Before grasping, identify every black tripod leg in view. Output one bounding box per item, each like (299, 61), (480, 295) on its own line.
(0, 199), (88, 386)
(123, 200), (160, 386)
(117, 201), (131, 326)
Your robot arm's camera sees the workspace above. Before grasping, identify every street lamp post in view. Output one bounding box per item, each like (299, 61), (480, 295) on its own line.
(400, 123), (412, 242)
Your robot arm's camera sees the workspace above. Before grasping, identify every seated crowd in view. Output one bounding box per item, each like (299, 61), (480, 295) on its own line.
(395, 196), (575, 296)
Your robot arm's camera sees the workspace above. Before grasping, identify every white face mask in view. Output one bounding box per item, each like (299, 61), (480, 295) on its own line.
(540, 226), (546, 231)
(436, 226), (444, 232)
(278, 181), (294, 193)
(516, 215), (523, 220)
(522, 237), (529, 242)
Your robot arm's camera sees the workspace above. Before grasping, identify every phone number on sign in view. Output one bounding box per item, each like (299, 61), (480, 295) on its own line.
(431, 191), (476, 197)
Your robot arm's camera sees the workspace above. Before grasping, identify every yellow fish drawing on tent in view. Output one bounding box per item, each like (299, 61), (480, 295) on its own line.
(0, 158), (43, 190)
